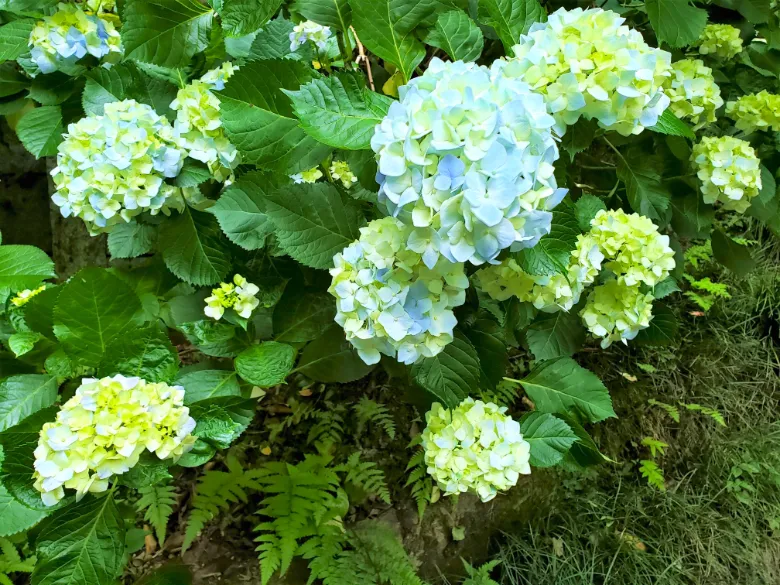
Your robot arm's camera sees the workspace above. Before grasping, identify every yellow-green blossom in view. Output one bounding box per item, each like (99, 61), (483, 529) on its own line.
(170, 64), (240, 183)
(51, 100), (185, 235)
(29, 2), (122, 75)
(33, 375), (196, 506)
(580, 280), (654, 348)
(692, 136), (761, 213)
(204, 274), (260, 320)
(503, 7), (672, 136)
(421, 398), (531, 503)
(291, 167), (323, 184)
(663, 59), (723, 129)
(329, 217), (469, 365)
(695, 24), (743, 60)
(10, 285), (46, 307)
(330, 160), (357, 189)
(726, 90), (780, 133)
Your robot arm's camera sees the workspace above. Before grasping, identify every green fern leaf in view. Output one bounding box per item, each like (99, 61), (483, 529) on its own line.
(354, 397), (396, 439)
(340, 521), (427, 585)
(405, 442), (433, 520)
(0, 538), (35, 585)
(683, 403), (726, 427)
(341, 452), (391, 505)
(136, 483), (176, 544)
(647, 398), (680, 422)
(639, 459), (666, 491)
(462, 559), (500, 585)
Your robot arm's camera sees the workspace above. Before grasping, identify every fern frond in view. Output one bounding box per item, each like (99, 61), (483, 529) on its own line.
(183, 455), (262, 552)
(308, 410), (345, 452)
(682, 403), (726, 427)
(462, 559), (500, 585)
(136, 483), (176, 544)
(684, 242), (713, 269)
(354, 397), (396, 439)
(479, 379), (519, 407)
(341, 452), (391, 505)
(639, 460), (666, 491)
(640, 437), (668, 458)
(0, 538), (35, 585)
(405, 443), (433, 520)
(647, 398), (680, 422)
(268, 397), (319, 442)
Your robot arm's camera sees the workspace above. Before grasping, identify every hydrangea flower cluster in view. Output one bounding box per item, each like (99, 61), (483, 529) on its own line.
(371, 58), (565, 266)
(10, 285), (46, 307)
(725, 91), (780, 134)
(33, 375), (196, 506)
(29, 2), (122, 75)
(289, 21), (332, 52)
(328, 217), (469, 365)
(51, 100), (186, 234)
(330, 160), (358, 189)
(663, 59), (723, 129)
(291, 167), (323, 184)
(692, 136), (762, 213)
(503, 7), (672, 136)
(580, 280), (654, 348)
(421, 398), (531, 502)
(170, 63), (240, 182)
(695, 24), (743, 60)
(204, 274), (260, 320)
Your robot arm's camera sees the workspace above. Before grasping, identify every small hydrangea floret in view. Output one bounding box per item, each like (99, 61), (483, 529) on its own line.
(421, 398), (531, 503)
(204, 274), (260, 321)
(289, 21), (331, 52)
(291, 167), (323, 184)
(695, 24), (743, 60)
(580, 280), (653, 348)
(692, 136), (762, 214)
(726, 91), (780, 134)
(663, 59), (723, 130)
(330, 160), (358, 189)
(33, 375), (196, 506)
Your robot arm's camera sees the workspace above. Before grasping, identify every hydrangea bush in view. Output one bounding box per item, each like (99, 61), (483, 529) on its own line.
(0, 0), (776, 583)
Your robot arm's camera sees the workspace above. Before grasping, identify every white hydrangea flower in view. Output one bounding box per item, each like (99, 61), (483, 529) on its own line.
(695, 24), (743, 60)
(170, 63), (240, 183)
(204, 274), (260, 320)
(663, 59), (723, 130)
(371, 58), (566, 266)
(290, 167), (323, 184)
(51, 99), (186, 235)
(503, 7), (671, 137)
(29, 2), (122, 75)
(421, 398), (531, 503)
(290, 20), (332, 51)
(330, 160), (358, 189)
(328, 217), (469, 365)
(580, 280), (654, 348)
(726, 90), (780, 134)
(692, 136), (762, 214)
(33, 375), (196, 506)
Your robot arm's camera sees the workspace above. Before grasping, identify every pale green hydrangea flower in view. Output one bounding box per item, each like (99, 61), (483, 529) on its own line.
(329, 217), (469, 365)
(726, 90), (780, 133)
(503, 7), (672, 136)
(330, 160), (357, 189)
(692, 136), (762, 213)
(289, 20), (331, 51)
(421, 398), (531, 503)
(580, 280), (654, 348)
(663, 59), (723, 129)
(10, 285), (46, 307)
(51, 99), (186, 234)
(589, 209), (676, 287)
(29, 2), (122, 75)
(291, 167), (323, 184)
(33, 375), (196, 506)
(695, 24), (743, 60)
(204, 274), (260, 320)
(372, 58), (565, 266)
(170, 63), (240, 183)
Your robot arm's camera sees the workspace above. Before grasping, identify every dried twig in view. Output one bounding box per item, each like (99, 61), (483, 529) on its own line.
(350, 26), (375, 91)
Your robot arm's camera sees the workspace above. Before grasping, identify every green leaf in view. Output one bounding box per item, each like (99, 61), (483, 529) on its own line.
(245, 17), (310, 61)
(178, 320), (249, 358)
(477, 0), (545, 53)
(0, 62), (28, 97)
(711, 228), (756, 277)
(649, 109), (695, 139)
(32, 493), (127, 585)
(29, 72), (79, 105)
(652, 277), (680, 300)
(23, 286), (59, 340)
(0, 20), (35, 61)
(285, 74), (393, 151)
(210, 171), (274, 250)
(670, 191), (714, 239)
(616, 153), (671, 225)
(53, 267), (142, 367)
(235, 342), (296, 387)
(574, 194), (606, 232)
(263, 182), (362, 269)
(273, 291), (335, 343)
(117, 456), (172, 489)
(0, 375), (57, 433)
(634, 302), (678, 346)
(561, 118), (597, 162)
(7, 331), (42, 357)
(123, 0), (214, 68)
(98, 325), (179, 383)
(160, 208), (231, 286)
(516, 357), (615, 423)
(461, 317), (507, 390)
(0, 245), (55, 290)
(174, 160), (211, 188)
(83, 62), (178, 117)
(176, 438), (216, 467)
(219, 0), (283, 36)
(216, 59), (331, 173)
(0, 484), (48, 537)
(410, 332), (480, 408)
(424, 10), (484, 61)
(349, 0), (427, 83)
(296, 324), (375, 383)
(291, 0), (352, 30)
(645, 0), (707, 48)
(713, 0), (769, 24)
(174, 369), (240, 405)
(16, 105), (63, 158)
(516, 202), (579, 276)
(556, 413), (609, 468)
(526, 310), (585, 361)
(520, 412), (578, 468)
(189, 396), (255, 449)
(107, 222), (156, 259)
